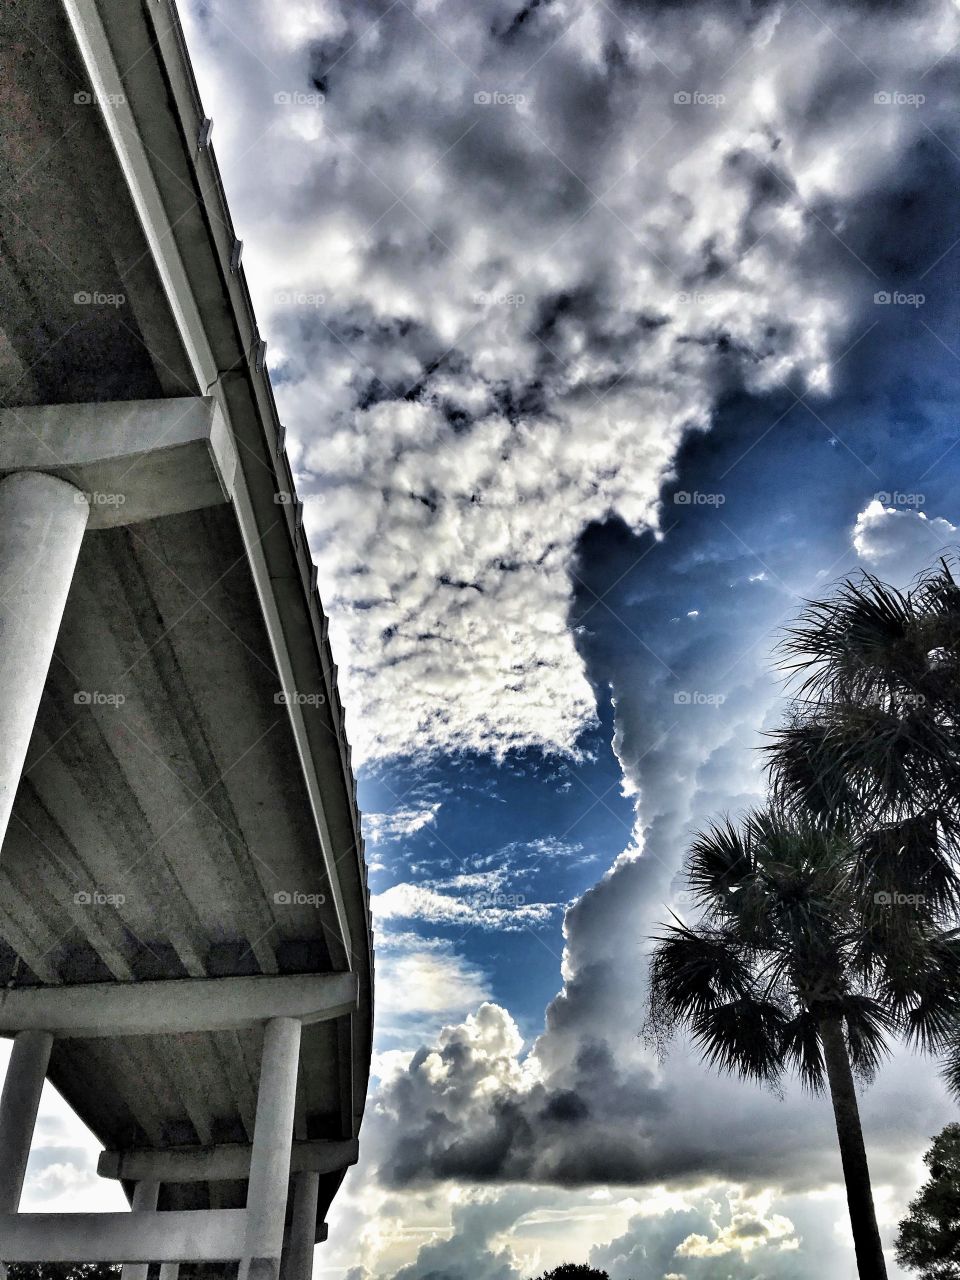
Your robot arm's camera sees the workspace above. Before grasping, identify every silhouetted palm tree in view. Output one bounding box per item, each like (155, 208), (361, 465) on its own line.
(648, 806), (960, 1280)
(768, 559), (960, 840)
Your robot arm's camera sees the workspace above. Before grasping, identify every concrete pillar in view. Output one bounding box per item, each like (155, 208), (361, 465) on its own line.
(159, 1265), (180, 1280)
(280, 1172), (320, 1280)
(0, 472), (89, 849)
(239, 1017), (302, 1280)
(121, 1179), (159, 1280)
(0, 1029), (53, 1211)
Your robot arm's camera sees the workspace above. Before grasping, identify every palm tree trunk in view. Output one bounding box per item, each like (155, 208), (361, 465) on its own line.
(819, 1015), (887, 1278)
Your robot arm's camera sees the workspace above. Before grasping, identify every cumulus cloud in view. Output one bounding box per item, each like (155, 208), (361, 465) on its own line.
(181, 0), (959, 763)
(853, 497), (958, 586)
(373, 869), (559, 931)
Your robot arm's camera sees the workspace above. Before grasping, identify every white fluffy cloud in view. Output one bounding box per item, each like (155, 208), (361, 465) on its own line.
(853, 497), (958, 586)
(180, 0), (960, 763)
(373, 869), (559, 931)
(365, 804), (443, 845)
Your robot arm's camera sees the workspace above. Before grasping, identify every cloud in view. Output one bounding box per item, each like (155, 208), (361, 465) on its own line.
(180, 0), (959, 764)
(373, 869), (559, 931)
(366, 804), (443, 845)
(853, 498), (958, 586)
(375, 935), (492, 1017)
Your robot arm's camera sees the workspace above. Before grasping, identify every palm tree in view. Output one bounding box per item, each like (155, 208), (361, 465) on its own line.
(766, 557), (960, 1094)
(647, 806), (960, 1279)
(768, 558), (960, 839)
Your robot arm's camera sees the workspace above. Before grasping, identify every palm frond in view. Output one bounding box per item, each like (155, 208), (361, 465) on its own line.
(690, 996), (788, 1085)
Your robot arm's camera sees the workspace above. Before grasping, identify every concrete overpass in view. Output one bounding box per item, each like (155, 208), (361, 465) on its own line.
(0, 1), (374, 1276)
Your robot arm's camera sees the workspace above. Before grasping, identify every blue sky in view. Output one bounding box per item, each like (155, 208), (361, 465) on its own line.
(14, 1), (960, 1276)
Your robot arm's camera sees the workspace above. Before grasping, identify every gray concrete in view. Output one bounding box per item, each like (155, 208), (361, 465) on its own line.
(0, 397), (237, 529)
(120, 1180), (159, 1280)
(240, 1017), (302, 1280)
(0, 1031), (53, 1212)
(0, 472), (88, 849)
(0, 972), (358, 1036)
(99, 1137), (358, 1182)
(0, 0), (373, 1261)
(280, 1172), (320, 1280)
(0, 1208), (248, 1262)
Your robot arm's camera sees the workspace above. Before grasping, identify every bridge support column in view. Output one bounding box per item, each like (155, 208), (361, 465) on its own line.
(280, 1172), (320, 1280)
(0, 472), (89, 850)
(121, 1180), (159, 1280)
(239, 1017), (302, 1280)
(159, 1265), (179, 1280)
(0, 1030), (53, 1211)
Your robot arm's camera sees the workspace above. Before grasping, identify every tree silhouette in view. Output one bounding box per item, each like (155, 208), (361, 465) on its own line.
(896, 1122), (960, 1277)
(533, 1267), (609, 1280)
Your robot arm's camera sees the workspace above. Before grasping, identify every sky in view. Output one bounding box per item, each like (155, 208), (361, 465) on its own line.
(13, 0), (960, 1276)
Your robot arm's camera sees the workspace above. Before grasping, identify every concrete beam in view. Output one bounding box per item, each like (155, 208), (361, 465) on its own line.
(0, 397), (237, 529)
(0, 472), (89, 850)
(98, 1138), (359, 1183)
(240, 1017), (301, 1280)
(0, 1031), (53, 1212)
(0, 972), (357, 1037)
(0, 1208), (247, 1262)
